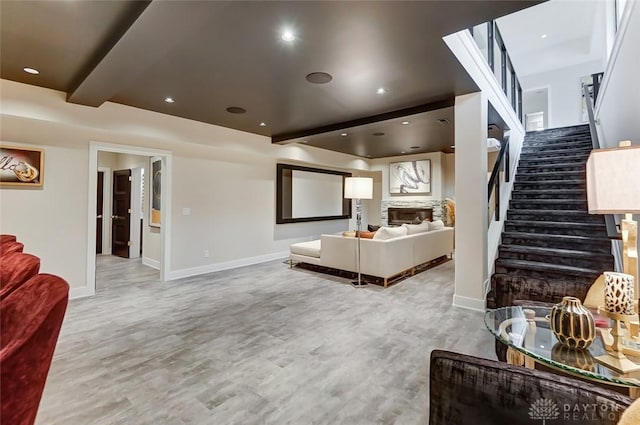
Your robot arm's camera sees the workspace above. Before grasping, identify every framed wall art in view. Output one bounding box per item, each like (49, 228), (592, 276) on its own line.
(0, 146), (44, 187)
(149, 156), (162, 227)
(389, 159), (431, 195)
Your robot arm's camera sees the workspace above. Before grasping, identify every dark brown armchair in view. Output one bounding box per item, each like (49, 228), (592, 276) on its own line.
(429, 350), (633, 425)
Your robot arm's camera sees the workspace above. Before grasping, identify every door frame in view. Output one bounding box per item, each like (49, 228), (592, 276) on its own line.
(522, 85), (551, 129)
(97, 166), (111, 255)
(86, 141), (173, 296)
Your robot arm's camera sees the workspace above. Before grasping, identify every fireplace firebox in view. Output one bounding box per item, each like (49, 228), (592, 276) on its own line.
(387, 207), (433, 226)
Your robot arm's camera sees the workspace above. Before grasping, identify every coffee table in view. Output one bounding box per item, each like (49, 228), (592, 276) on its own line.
(485, 305), (640, 398)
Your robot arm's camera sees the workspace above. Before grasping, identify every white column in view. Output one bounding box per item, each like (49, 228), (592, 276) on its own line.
(453, 92), (488, 311)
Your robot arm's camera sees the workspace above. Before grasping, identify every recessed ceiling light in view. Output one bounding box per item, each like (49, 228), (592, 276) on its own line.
(340, 133), (348, 137)
(410, 146), (420, 149)
(226, 106), (247, 114)
(306, 72), (333, 84)
(541, 34), (547, 39)
(281, 29), (295, 42)
(23, 67), (39, 75)
(401, 121), (409, 125)
(164, 97), (174, 103)
(259, 122), (267, 127)
(450, 145), (456, 149)
(376, 87), (386, 95)
(300, 140), (308, 144)
(438, 118), (450, 125)
(373, 132), (385, 136)
(366, 155), (372, 158)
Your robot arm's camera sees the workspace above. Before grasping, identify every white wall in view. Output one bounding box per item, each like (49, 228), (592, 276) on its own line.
(444, 29), (526, 311)
(0, 80), (368, 292)
(595, 0), (640, 149)
(520, 60), (604, 129)
(442, 153), (455, 200)
(594, 0), (640, 281)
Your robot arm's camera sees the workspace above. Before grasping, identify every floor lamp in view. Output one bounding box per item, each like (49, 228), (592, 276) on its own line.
(587, 142), (640, 371)
(344, 177), (373, 288)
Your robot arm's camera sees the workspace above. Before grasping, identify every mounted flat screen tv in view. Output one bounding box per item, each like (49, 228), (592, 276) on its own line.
(276, 163), (352, 224)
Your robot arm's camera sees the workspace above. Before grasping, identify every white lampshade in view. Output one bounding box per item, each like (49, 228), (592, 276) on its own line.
(344, 177), (373, 200)
(586, 145), (640, 214)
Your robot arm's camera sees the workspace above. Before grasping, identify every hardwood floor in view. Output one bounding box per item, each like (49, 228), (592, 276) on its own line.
(37, 255), (495, 425)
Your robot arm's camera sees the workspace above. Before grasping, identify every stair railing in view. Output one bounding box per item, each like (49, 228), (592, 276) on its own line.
(487, 135), (510, 221)
(582, 83), (620, 240)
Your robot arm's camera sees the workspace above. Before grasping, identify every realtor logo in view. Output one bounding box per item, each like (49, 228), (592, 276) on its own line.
(529, 398), (560, 424)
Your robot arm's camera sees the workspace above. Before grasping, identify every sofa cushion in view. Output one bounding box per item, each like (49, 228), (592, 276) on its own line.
(428, 220), (445, 231)
(402, 221), (430, 235)
(290, 240), (321, 258)
(373, 226), (408, 240)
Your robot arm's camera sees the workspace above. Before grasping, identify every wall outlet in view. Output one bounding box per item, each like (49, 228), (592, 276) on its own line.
(203, 250), (209, 258)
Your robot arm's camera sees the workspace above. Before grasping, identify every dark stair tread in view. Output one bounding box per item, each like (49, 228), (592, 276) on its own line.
(519, 153), (590, 161)
(501, 231), (611, 243)
(499, 244), (612, 260)
(494, 258), (602, 277)
(514, 179), (585, 185)
(511, 189), (585, 195)
(505, 220), (605, 229)
(518, 163), (585, 169)
(516, 171), (585, 179)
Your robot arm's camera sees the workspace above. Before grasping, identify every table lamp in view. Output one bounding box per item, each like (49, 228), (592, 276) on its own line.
(344, 177), (373, 287)
(587, 141), (640, 372)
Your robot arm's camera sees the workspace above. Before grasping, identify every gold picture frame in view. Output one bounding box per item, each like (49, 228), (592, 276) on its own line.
(0, 145), (44, 187)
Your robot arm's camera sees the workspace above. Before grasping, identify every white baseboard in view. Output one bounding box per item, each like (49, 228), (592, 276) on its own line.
(452, 294), (486, 312)
(167, 250), (289, 281)
(142, 257), (161, 270)
(69, 286), (95, 300)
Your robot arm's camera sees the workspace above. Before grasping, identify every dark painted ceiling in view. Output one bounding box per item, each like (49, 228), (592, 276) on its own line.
(0, 0), (540, 158)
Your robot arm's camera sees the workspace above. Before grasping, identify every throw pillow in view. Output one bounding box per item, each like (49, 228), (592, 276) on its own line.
(342, 231), (356, 237)
(412, 216), (423, 224)
(373, 226), (408, 240)
(428, 219), (445, 231)
(402, 221), (430, 235)
(357, 231), (376, 239)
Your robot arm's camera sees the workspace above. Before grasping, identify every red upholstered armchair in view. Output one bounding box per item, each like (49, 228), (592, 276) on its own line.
(0, 252), (41, 300)
(1, 273), (69, 425)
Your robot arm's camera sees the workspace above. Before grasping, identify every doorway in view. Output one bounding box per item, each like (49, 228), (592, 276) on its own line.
(87, 142), (173, 297)
(523, 87), (549, 130)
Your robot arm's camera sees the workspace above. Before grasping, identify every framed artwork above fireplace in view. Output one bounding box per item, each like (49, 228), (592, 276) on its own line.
(389, 160), (431, 194)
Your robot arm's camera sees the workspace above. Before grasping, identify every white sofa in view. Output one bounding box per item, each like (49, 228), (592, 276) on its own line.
(289, 227), (454, 287)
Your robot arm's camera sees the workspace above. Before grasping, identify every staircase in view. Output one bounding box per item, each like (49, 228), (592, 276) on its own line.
(487, 124), (613, 309)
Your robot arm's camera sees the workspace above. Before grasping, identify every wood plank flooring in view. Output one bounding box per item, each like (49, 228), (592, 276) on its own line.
(36, 255), (495, 425)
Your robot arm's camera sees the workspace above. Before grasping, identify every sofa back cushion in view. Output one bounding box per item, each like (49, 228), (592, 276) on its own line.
(402, 221), (430, 235)
(428, 219), (445, 231)
(373, 226), (408, 240)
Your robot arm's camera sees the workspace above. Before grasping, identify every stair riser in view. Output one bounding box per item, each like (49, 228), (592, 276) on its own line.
(507, 211), (604, 224)
(501, 235), (611, 253)
(515, 173), (585, 182)
(498, 250), (613, 270)
(514, 182), (585, 190)
(511, 192), (585, 201)
(521, 145), (592, 155)
(493, 265), (600, 281)
(517, 165), (585, 173)
(524, 137), (591, 146)
(504, 223), (605, 237)
(518, 156), (589, 166)
(510, 200), (588, 210)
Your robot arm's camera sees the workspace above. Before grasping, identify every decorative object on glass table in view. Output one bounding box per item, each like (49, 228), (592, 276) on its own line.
(549, 296), (596, 349)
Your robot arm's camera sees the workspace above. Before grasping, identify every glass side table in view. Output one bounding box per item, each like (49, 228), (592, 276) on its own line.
(485, 305), (640, 398)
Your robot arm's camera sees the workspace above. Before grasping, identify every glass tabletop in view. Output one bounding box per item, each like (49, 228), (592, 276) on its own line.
(485, 305), (640, 388)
